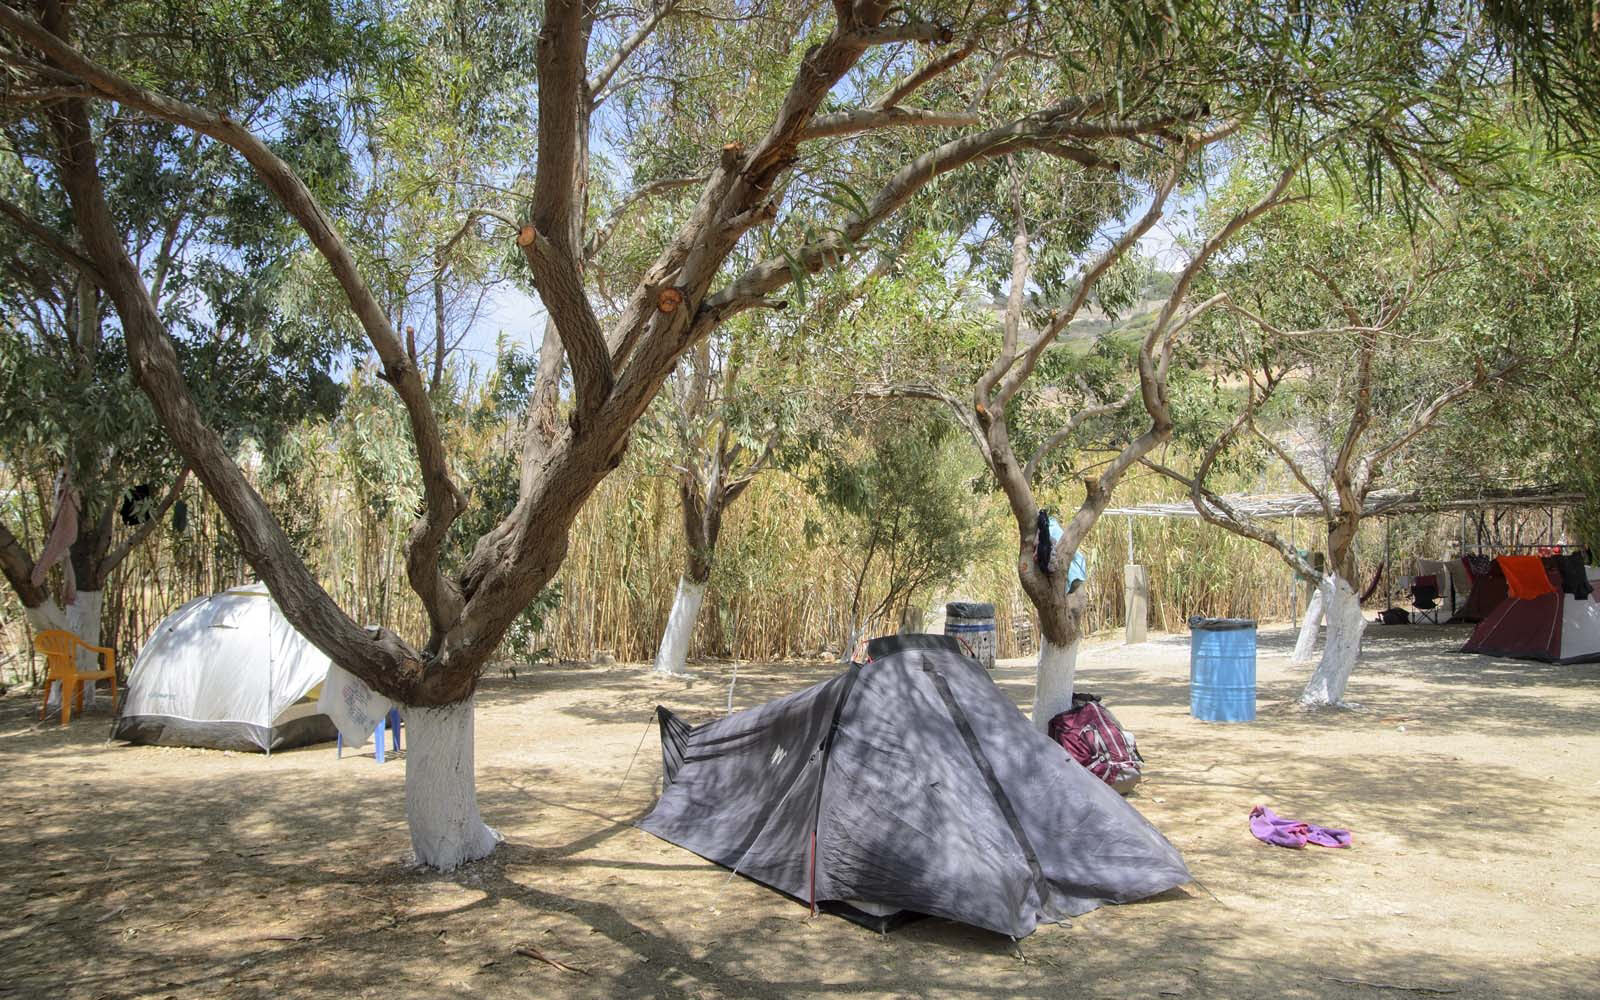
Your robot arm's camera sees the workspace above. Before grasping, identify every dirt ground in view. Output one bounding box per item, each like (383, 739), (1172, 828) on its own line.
(2, 623), (1597, 999)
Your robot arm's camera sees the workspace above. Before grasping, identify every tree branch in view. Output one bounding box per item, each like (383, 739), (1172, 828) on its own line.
(589, 0), (679, 100)
(584, 174), (706, 261)
(0, 515), (46, 608)
(869, 39), (974, 110)
(528, 0), (613, 417)
(46, 94), (427, 700)
(0, 5), (469, 634)
(0, 192), (103, 283)
(1023, 384), (1136, 484)
(98, 466), (188, 578)
(799, 106), (981, 141)
(1358, 359), (1517, 492)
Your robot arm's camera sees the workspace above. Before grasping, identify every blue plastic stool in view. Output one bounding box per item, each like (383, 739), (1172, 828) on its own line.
(337, 707), (403, 762)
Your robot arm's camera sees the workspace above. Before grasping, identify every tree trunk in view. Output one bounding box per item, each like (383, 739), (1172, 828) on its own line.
(1030, 635), (1081, 731)
(653, 575), (707, 676)
(1299, 575), (1366, 707)
(67, 589), (104, 705)
(1291, 583), (1325, 663)
(403, 697), (501, 870)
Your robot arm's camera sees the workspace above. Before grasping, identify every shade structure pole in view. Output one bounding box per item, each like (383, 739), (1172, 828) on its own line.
(1290, 514), (1298, 628)
(1383, 518), (1391, 606)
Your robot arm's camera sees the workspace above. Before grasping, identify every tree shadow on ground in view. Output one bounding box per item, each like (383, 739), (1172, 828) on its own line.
(2, 623), (1597, 999)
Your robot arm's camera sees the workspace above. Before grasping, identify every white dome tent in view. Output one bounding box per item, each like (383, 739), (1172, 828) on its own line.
(112, 583), (338, 752)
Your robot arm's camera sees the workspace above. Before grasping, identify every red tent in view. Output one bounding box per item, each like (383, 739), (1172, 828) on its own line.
(1460, 562), (1600, 665)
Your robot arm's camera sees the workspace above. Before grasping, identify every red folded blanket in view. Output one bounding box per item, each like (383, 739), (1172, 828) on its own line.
(1498, 555), (1557, 600)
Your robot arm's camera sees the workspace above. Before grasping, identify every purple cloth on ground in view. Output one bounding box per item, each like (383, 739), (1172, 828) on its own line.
(1249, 806), (1351, 849)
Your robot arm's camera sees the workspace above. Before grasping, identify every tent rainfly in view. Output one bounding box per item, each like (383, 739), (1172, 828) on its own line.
(639, 637), (1191, 938)
(112, 583), (337, 752)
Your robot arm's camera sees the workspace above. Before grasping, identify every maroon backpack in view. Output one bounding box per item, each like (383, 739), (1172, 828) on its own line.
(1047, 692), (1143, 795)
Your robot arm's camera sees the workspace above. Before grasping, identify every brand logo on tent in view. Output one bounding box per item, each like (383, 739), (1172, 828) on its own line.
(769, 745), (788, 768)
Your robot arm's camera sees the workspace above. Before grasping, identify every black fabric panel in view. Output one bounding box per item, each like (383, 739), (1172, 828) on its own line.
(865, 633), (962, 660)
(1556, 553), (1593, 599)
(111, 713), (336, 753)
(657, 706), (694, 785)
(814, 653), (1034, 935)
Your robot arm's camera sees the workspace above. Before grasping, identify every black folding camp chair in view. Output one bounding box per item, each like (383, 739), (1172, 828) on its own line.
(1409, 574), (1443, 624)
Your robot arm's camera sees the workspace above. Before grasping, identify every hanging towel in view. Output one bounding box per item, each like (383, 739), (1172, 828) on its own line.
(1249, 806), (1352, 849)
(29, 471), (80, 603)
(1497, 555), (1557, 601)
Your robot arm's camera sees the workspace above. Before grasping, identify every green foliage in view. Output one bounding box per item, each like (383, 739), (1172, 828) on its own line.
(809, 406), (999, 631)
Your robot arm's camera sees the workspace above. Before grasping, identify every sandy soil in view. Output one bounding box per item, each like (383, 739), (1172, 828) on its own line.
(2, 623), (1597, 1000)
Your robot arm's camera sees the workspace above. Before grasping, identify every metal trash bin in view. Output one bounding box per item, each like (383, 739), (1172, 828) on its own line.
(1188, 616), (1256, 722)
(944, 602), (997, 669)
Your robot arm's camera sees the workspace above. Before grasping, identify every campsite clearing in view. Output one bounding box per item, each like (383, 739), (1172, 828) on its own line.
(1, 624), (1595, 999)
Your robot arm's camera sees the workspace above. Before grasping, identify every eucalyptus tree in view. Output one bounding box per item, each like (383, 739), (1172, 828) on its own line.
(852, 8), (1565, 728)
(809, 404), (993, 655)
(348, 1), (540, 390)
(1148, 159), (1591, 707)
(1, 0), (1590, 867)
(641, 323), (793, 675)
(0, 5), (353, 663)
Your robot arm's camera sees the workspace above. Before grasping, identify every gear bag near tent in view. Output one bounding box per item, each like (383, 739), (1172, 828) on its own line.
(638, 638), (1191, 938)
(112, 583), (338, 752)
(1460, 557), (1600, 665)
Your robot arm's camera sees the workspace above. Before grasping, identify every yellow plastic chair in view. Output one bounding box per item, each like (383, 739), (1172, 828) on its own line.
(33, 630), (117, 725)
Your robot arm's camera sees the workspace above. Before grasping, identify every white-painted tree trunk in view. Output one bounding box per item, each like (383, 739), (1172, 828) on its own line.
(1030, 637), (1081, 731)
(1299, 576), (1367, 707)
(652, 575), (706, 676)
(23, 599), (68, 635)
(68, 591), (104, 707)
(402, 697), (501, 870)
(25, 593), (106, 709)
(1291, 583), (1325, 663)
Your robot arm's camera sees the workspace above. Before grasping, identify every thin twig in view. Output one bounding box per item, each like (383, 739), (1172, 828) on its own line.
(515, 945), (589, 975)
(1318, 975), (1459, 994)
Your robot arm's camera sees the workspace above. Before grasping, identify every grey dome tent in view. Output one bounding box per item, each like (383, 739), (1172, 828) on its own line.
(639, 637), (1191, 938)
(111, 583), (337, 753)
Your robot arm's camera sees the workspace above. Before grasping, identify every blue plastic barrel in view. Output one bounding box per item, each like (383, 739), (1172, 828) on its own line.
(1188, 617), (1256, 722)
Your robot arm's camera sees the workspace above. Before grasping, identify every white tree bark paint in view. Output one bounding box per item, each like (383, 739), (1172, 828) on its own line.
(23, 599), (68, 634)
(1299, 576), (1367, 707)
(68, 590), (104, 706)
(652, 575), (706, 676)
(1292, 583), (1325, 663)
(1030, 637), (1081, 731)
(402, 697), (501, 870)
